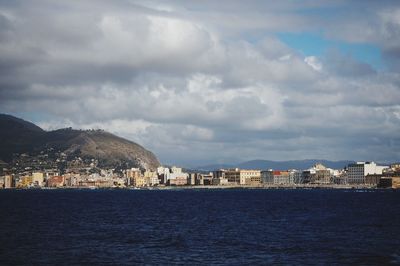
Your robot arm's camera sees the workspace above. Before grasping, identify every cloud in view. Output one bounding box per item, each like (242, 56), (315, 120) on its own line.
(0, 0), (399, 165)
(304, 56), (322, 71)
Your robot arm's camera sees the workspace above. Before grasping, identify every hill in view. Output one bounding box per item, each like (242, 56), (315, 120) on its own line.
(0, 114), (160, 170)
(0, 114), (45, 162)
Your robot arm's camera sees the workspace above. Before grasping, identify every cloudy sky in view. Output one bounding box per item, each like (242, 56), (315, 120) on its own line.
(1, 0), (400, 166)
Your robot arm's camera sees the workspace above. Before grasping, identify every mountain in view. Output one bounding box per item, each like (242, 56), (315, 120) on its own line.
(195, 159), (354, 171)
(0, 114), (45, 162)
(0, 114), (160, 170)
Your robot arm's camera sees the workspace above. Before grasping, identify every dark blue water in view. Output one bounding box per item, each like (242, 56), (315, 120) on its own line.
(0, 189), (399, 265)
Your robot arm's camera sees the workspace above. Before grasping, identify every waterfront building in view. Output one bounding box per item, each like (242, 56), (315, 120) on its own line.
(200, 173), (213, 186)
(125, 168), (141, 186)
(392, 177), (400, 189)
(113, 178), (126, 188)
(365, 174), (382, 186)
(275, 171), (290, 184)
(196, 173), (213, 185)
(212, 170), (228, 185)
(64, 173), (80, 187)
(188, 173), (196, 185)
(18, 175), (33, 188)
(347, 162), (388, 184)
(47, 176), (64, 187)
(245, 176), (262, 186)
(378, 172), (400, 189)
(224, 169), (241, 184)
(290, 170), (303, 184)
(195, 174), (204, 185)
(168, 176), (187, 186)
(333, 173), (347, 185)
(390, 163), (400, 171)
(144, 170), (159, 186)
(224, 169), (260, 185)
(212, 177), (229, 185)
(261, 170), (273, 184)
(171, 166), (182, 174)
(167, 166), (189, 184)
(4, 175), (13, 188)
(78, 179), (113, 188)
(302, 169), (315, 184)
(132, 175), (146, 187)
(378, 177), (393, 188)
(44, 170), (60, 179)
(240, 170), (261, 185)
(32, 172), (44, 186)
(156, 166), (189, 184)
(213, 169), (225, 179)
(311, 164), (332, 184)
(157, 166), (170, 184)
(262, 170), (291, 185)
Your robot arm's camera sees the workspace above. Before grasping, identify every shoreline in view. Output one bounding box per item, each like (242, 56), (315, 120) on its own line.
(1, 184), (394, 190)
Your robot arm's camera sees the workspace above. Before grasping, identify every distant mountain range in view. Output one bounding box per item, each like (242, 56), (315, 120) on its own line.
(194, 159), (355, 171)
(0, 114), (160, 170)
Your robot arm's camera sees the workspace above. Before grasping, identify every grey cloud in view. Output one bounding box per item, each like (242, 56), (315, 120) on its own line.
(323, 50), (376, 77)
(0, 0), (399, 165)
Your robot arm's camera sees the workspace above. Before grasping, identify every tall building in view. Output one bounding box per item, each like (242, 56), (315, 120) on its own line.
(126, 168), (141, 186)
(144, 170), (159, 186)
(133, 175), (146, 187)
(171, 166), (182, 174)
(4, 175), (13, 188)
(290, 170), (303, 184)
(347, 162), (388, 184)
(188, 173), (196, 185)
(156, 166), (170, 184)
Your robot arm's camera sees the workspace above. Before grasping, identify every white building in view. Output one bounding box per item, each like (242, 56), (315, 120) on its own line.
(157, 166), (188, 184)
(347, 162), (388, 184)
(157, 166), (171, 184)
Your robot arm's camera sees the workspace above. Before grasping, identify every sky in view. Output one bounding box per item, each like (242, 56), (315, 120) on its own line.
(1, 0), (400, 167)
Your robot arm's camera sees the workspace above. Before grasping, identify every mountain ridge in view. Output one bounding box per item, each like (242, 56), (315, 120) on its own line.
(0, 114), (160, 170)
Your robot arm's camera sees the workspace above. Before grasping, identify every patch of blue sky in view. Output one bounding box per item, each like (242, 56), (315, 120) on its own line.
(277, 32), (385, 70)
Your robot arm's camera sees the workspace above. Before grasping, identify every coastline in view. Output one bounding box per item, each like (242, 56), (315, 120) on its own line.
(1, 184), (392, 191)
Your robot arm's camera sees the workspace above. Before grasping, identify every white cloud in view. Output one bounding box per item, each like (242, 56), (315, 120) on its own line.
(304, 56), (322, 71)
(1, 0), (399, 165)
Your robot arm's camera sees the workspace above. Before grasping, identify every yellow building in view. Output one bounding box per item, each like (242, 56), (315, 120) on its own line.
(126, 168), (141, 186)
(224, 169), (261, 185)
(240, 170), (261, 185)
(144, 170), (159, 186)
(245, 176), (262, 186)
(135, 176), (146, 187)
(392, 177), (400, 189)
(32, 172), (44, 186)
(18, 175), (33, 188)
